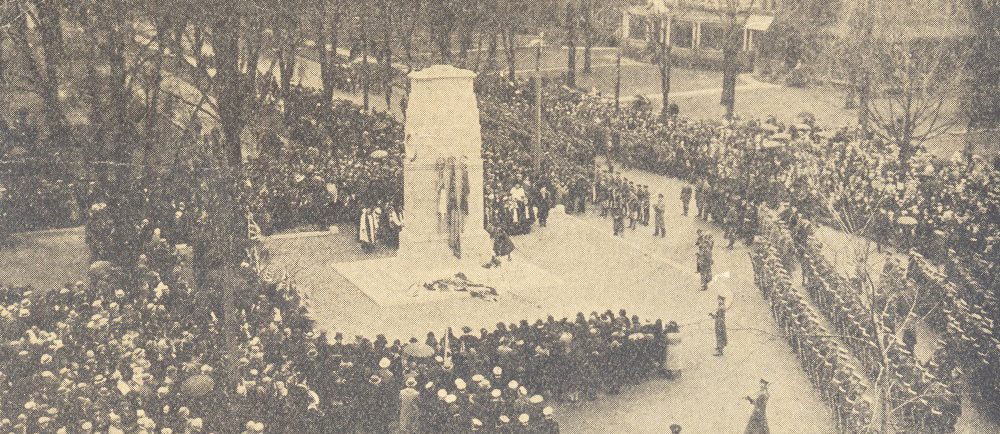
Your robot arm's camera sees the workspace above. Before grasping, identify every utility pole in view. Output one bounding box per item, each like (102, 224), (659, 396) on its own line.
(615, 41), (622, 113)
(534, 33), (544, 172)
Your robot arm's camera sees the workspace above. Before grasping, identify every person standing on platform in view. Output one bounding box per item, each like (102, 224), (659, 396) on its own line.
(681, 184), (693, 216)
(653, 194), (666, 238)
(744, 379), (771, 434)
(710, 295), (728, 356)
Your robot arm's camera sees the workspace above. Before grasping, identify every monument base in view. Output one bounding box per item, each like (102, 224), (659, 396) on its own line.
(332, 252), (562, 307)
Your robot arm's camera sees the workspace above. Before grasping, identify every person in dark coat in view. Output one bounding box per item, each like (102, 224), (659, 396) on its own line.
(680, 184), (693, 216)
(485, 227), (515, 268)
(536, 186), (553, 227)
(744, 379), (771, 434)
(710, 295), (728, 356)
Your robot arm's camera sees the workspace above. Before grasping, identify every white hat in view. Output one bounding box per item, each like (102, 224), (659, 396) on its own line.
(518, 414), (529, 424)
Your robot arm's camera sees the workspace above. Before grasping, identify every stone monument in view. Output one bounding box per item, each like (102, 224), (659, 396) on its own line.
(399, 65), (491, 263)
(332, 65), (560, 307)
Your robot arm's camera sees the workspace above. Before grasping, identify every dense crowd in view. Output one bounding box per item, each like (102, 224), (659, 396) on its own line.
(4, 204), (687, 433)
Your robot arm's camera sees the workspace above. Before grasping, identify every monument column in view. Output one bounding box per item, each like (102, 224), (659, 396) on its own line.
(399, 65), (492, 264)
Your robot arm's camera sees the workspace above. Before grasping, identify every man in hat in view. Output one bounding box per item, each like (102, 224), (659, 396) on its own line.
(697, 233), (714, 291)
(744, 379), (771, 434)
(709, 295), (728, 356)
(680, 184), (693, 216)
(398, 377), (420, 433)
(538, 406), (560, 434)
(653, 193), (666, 238)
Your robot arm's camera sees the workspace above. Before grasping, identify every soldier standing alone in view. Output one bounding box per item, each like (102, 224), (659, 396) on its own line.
(653, 194), (666, 238)
(709, 295), (728, 356)
(696, 233), (714, 291)
(680, 184), (693, 216)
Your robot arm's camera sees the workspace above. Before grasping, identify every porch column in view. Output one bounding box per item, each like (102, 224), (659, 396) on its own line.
(693, 22), (700, 49)
(622, 12), (631, 40)
(665, 15), (673, 46)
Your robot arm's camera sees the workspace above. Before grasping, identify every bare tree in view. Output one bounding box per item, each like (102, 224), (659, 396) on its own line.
(565, 0), (576, 87)
(718, 0), (756, 120)
(864, 38), (963, 173)
(650, 16), (671, 119)
(3, 0), (69, 145)
(312, 0), (343, 102)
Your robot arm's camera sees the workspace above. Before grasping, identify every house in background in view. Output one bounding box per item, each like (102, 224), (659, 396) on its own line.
(621, 0), (777, 68)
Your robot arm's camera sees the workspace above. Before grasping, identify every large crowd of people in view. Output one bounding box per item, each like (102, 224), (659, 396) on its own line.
(3, 53), (999, 432)
(4, 208), (686, 433)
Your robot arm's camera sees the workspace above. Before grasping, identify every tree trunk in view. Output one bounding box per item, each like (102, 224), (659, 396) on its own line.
(486, 33), (498, 70)
(503, 29), (516, 81)
(106, 28), (131, 162)
(212, 23), (250, 170)
(459, 28), (472, 62)
(383, 6), (393, 113)
(436, 27), (452, 62)
(566, 1), (576, 87)
(659, 43), (672, 119)
(844, 66), (857, 109)
(33, 0), (68, 146)
(858, 71), (871, 133)
(362, 17), (370, 112)
(278, 31), (298, 98)
(316, 16), (332, 102)
(582, 0), (592, 73)
(615, 45), (621, 113)
(722, 48), (737, 119)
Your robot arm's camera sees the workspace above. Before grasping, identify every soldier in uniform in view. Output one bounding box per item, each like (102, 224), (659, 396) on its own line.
(744, 379), (771, 434)
(680, 184), (693, 216)
(710, 295), (728, 356)
(697, 233), (714, 291)
(653, 194), (666, 238)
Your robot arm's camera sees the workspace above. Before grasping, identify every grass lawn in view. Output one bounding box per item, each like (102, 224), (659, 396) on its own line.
(0, 227), (89, 290)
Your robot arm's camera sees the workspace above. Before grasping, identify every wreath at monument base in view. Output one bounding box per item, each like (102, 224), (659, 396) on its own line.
(411, 272), (500, 302)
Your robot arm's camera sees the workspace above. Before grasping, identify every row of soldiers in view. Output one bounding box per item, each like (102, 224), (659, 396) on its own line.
(595, 170), (654, 235)
(784, 209), (962, 432)
(751, 209), (960, 432)
(750, 214), (879, 433)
